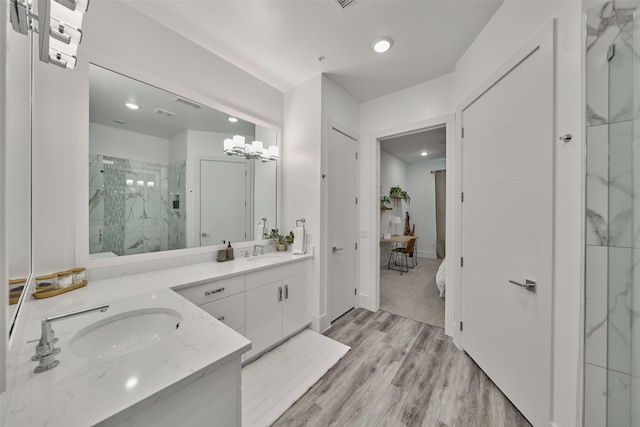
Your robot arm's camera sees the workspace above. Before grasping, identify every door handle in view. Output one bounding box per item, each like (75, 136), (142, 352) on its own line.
(201, 232), (209, 237)
(332, 246), (343, 253)
(508, 279), (536, 293)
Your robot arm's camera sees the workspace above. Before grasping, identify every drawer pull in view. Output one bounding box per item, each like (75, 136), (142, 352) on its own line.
(205, 287), (225, 296)
(218, 316), (225, 322)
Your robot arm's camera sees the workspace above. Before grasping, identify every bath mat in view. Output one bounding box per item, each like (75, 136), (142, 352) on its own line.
(242, 328), (350, 427)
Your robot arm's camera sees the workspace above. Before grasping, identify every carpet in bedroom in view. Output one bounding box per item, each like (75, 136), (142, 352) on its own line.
(380, 257), (445, 328)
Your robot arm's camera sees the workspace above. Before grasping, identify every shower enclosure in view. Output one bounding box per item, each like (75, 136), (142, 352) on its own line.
(584, 2), (639, 426)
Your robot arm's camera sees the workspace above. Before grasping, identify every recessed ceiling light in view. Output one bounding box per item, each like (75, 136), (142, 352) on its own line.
(125, 102), (139, 110)
(228, 117), (238, 123)
(421, 151), (428, 156)
(372, 37), (393, 53)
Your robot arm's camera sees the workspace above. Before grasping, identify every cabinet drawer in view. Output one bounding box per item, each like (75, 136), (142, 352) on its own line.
(174, 275), (244, 306)
(198, 293), (245, 331)
(245, 260), (310, 291)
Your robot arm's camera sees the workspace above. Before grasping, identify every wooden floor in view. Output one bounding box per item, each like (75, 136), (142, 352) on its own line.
(273, 308), (531, 427)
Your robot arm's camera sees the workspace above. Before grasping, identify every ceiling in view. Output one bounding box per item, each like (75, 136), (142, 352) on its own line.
(89, 64), (256, 139)
(125, 0), (503, 103)
(380, 126), (446, 164)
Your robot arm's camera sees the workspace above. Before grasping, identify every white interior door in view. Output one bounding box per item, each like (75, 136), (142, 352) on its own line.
(460, 33), (553, 426)
(200, 159), (248, 247)
(329, 127), (358, 322)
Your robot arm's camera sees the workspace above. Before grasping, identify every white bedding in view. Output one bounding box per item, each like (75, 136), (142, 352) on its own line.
(436, 258), (446, 297)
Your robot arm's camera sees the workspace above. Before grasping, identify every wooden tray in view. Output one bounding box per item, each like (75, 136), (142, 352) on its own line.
(33, 281), (88, 299)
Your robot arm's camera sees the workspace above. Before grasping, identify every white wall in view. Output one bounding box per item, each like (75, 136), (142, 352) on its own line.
(379, 150), (408, 266)
(283, 76), (323, 329)
(359, 72), (455, 316)
(454, 2), (584, 426)
(89, 123), (169, 164)
(407, 158), (446, 259)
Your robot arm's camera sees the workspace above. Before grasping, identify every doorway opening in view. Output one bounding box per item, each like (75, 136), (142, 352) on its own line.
(378, 125), (447, 328)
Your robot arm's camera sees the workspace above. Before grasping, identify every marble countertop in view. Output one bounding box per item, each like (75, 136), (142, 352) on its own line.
(3, 251), (313, 427)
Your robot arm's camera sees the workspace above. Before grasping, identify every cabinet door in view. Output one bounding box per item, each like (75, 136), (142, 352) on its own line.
(282, 273), (311, 337)
(245, 281), (283, 360)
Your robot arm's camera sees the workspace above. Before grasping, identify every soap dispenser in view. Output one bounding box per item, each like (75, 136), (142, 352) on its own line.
(226, 241), (234, 260)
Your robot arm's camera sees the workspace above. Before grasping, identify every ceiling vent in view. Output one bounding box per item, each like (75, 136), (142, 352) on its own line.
(333, 0), (357, 11)
(153, 108), (176, 118)
(173, 96), (202, 109)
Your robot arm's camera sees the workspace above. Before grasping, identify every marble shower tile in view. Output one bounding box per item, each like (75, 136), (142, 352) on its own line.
(584, 363), (607, 427)
(608, 247), (633, 376)
(609, 121), (633, 247)
(89, 220), (104, 255)
(123, 220), (144, 255)
(607, 369), (632, 427)
(88, 186), (104, 222)
(587, 125), (609, 246)
(634, 120), (640, 249)
(632, 248), (640, 382)
(587, 1), (637, 126)
(586, 246), (608, 368)
(609, 22), (634, 123)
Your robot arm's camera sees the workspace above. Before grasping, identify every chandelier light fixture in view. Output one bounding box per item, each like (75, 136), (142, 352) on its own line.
(10, 0), (89, 69)
(223, 135), (279, 162)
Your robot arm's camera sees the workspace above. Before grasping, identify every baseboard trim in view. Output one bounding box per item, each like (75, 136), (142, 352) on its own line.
(418, 250), (437, 259)
(313, 314), (330, 333)
(358, 294), (375, 312)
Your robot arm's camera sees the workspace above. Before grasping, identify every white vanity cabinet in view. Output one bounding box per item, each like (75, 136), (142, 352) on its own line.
(244, 261), (311, 361)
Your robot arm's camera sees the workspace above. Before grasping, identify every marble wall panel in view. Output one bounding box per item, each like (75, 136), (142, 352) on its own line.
(586, 246), (609, 368)
(607, 369), (632, 427)
(584, 363), (607, 427)
(587, 125), (610, 246)
(609, 121), (633, 247)
(608, 247), (633, 376)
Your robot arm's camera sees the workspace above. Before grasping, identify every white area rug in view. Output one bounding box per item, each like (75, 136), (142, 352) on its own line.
(242, 329), (350, 427)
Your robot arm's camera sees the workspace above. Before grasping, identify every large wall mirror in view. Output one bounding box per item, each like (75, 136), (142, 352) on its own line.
(5, 17), (32, 337)
(88, 64), (277, 259)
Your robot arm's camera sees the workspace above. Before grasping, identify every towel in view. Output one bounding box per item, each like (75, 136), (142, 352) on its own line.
(256, 223), (265, 240)
(292, 226), (306, 255)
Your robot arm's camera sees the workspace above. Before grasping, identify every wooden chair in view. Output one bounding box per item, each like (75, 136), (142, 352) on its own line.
(387, 237), (416, 273)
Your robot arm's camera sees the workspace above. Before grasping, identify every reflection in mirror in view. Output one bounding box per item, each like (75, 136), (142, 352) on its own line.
(88, 64), (277, 259)
(6, 18), (32, 337)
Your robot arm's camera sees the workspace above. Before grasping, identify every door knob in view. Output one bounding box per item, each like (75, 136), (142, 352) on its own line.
(332, 246), (343, 253)
(508, 279), (536, 293)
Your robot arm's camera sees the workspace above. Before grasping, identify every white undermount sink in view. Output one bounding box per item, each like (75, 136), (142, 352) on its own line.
(69, 307), (182, 360)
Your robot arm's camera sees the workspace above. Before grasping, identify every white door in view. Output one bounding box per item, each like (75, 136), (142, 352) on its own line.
(329, 127), (358, 322)
(460, 33), (553, 426)
(199, 159), (248, 246)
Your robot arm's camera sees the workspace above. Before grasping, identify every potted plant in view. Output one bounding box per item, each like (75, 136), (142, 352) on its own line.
(268, 229), (294, 251)
(389, 186), (410, 203)
(380, 195), (391, 210)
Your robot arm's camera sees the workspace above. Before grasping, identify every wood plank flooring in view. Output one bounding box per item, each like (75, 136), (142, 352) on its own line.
(273, 309), (532, 427)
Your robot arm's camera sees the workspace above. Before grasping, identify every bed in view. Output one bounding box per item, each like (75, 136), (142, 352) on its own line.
(436, 258), (446, 298)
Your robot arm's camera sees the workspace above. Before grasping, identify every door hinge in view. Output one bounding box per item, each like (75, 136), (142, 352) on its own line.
(460, 257), (464, 267)
(355, 152), (358, 160)
(355, 197), (358, 205)
(461, 127), (465, 138)
(461, 192), (464, 202)
(355, 242), (358, 250)
(355, 288), (357, 295)
(460, 321), (464, 332)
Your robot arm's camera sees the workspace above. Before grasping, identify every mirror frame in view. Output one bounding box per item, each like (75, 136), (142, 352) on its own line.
(75, 55), (282, 270)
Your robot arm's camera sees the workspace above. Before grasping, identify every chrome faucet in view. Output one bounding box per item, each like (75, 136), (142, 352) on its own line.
(252, 244), (264, 256)
(32, 304), (109, 373)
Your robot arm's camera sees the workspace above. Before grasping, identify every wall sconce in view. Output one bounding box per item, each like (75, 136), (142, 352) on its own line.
(9, 0), (89, 69)
(223, 135), (279, 162)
